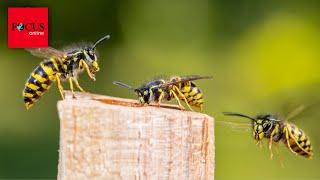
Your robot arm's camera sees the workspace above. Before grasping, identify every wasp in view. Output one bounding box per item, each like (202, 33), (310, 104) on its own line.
(23, 35), (110, 109)
(113, 75), (212, 111)
(223, 108), (313, 159)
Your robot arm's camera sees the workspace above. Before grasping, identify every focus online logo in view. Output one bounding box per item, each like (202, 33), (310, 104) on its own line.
(11, 22), (45, 35)
(8, 7), (48, 48)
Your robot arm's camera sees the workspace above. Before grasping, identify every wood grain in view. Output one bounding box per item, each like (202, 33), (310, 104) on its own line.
(57, 91), (215, 180)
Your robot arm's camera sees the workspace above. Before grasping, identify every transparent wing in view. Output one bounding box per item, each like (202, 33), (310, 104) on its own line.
(25, 47), (67, 59)
(216, 120), (252, 132)
(284, 105), (306, 122)
(161, 75), (213, 88)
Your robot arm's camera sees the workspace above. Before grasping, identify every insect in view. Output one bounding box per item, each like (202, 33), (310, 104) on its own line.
(223, 108), (313, 159)
(23, 35), (110, 109)
(113, 75), (212, 111)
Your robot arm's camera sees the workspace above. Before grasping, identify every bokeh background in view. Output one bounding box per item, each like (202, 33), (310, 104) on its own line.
(0, 0), (320, 179)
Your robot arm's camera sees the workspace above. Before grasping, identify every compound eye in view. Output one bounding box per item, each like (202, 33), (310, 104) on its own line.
(262, 123), (271, 131)
(262, 122), (267, 127)
(143, 90), (148, 95)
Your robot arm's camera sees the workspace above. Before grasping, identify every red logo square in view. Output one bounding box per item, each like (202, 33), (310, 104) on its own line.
(8, 7), (48, 48)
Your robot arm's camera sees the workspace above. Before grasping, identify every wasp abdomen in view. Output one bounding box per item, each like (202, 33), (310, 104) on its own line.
(180, 82), (204, 107)
(283, 123), (313, 158)
(23, 59), (59, 109)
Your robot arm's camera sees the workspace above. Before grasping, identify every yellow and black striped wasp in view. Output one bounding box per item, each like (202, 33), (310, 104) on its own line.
(113, 75), (212, 111)
(23, 35), (110, 109)
(223, 106), (313, 159)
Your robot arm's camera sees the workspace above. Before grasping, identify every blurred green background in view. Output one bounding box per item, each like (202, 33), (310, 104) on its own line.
(0, 0), (320, 179)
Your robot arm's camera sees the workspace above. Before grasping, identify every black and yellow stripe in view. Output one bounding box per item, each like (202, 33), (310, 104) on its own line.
(180, 82), (204, 108)
(23, 59), (59, 109)
(283, 123), (313, 158)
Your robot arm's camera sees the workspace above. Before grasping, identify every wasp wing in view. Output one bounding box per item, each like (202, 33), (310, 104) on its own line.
(216, 120), (251, 132)
(26, 47), (67, 59)
(160, 75), (213, 88)
(283, 105), (306, 122)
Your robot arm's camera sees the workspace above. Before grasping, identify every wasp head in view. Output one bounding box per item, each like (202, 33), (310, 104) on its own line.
(253, 114), (278, 141)
(113, 81), (152, 104)
(82, 48), (99, 73)
(113, 80), (161, 105)
(82, 35), (110, 75)
(134, 87), (151, 104)
(223, 112), (279, 142)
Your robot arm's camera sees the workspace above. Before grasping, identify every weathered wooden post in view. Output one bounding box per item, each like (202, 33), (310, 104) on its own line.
(57, 92), (214, 179)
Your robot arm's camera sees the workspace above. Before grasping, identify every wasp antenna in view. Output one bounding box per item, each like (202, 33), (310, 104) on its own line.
(189, 75), (213, 79)
(113, 81), (134, 90)
(223, 112), (256, 121)
(204, 76), (213, 79)
(92, 35), (110, 49)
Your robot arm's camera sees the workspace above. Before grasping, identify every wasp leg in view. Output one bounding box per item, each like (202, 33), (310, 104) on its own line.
(170, 90), (185, 110)
(73, 77), (85, 92)
(55, 74), (65, 99)
(284, 127), (297, 155)
(68, 78), (76, 98)
(269, 129), (277, 160)
(80, 60), (96, 81)
(273, 143), (285, 167)
(200, 104), (203, 112)
(157, 91), (164, 107)
(172, 85), (194, 111)
(256, 140), (262, 148)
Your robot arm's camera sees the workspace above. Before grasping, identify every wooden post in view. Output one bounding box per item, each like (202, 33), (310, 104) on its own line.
(57, 91), (215, 180)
